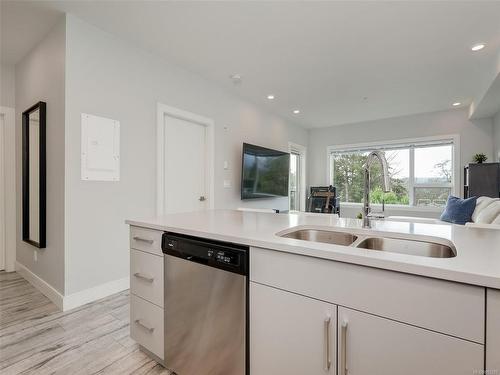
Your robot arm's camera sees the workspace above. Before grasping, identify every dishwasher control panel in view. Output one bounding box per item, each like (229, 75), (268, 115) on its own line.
(214, 250), (240, 267)
(162, 232), (248, 275)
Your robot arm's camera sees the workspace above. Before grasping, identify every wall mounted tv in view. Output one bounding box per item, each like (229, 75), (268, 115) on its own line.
(241, 143), (290, 199)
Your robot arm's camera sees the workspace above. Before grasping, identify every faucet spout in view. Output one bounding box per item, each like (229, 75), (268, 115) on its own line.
(365, 151), (391, 192)
(363, 151), (391, 227)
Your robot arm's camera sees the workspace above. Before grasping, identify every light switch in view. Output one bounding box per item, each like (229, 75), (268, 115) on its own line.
(224, 161), (229, 170)
(224, 180), (231, 188)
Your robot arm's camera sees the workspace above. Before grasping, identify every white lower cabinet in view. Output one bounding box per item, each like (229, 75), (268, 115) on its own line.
(129, 226), (165, 362)
(250, 282), (336, 375)
(337, 307), (484, 375)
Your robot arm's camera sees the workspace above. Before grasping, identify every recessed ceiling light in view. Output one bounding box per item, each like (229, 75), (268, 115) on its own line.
(452, 102), (461, 107)
(229, 74), (242, 85)
(293, 109), (300, 114)
(471, 43), (485, 52)
(267, 95), (275, 100)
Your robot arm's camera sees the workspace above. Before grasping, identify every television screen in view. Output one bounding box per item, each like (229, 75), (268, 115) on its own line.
(241, 143), (290, 199)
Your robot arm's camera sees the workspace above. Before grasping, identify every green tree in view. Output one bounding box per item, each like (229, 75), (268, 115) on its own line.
(332, 152), (409, 205)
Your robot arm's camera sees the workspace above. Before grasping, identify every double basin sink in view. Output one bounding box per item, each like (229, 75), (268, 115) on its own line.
(280, 228), (456, 258)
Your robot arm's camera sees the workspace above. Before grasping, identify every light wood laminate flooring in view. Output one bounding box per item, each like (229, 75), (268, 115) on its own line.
(0, 271), (171, 374)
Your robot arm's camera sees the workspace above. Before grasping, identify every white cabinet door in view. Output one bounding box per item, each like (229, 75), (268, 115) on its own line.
(337, 307), (483, 375)
(250, 282), (336, 375)
(487, 289), (500, 373)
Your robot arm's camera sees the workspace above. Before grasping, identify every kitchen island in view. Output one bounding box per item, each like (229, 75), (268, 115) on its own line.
(126, 209), (500, 375)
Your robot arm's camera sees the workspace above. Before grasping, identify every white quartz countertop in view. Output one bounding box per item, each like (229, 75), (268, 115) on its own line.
(126, 209), (500, 289)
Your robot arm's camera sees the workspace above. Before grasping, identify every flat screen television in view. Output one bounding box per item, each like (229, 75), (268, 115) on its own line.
(241, 143), (290, 199)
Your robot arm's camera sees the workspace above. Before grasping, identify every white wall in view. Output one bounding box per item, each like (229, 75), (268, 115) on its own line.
(64, 15), (307, 294)
(1, 65), (16, 272)
(471, 49), (500, 119)
(1, 63), (15, 108)
(15, 18), (66, 293)
(308, 109), (494, 218)
(494, 111), (500, 162)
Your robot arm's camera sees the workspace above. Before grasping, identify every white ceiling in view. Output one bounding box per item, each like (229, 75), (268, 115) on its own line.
(1, 1), (500, 128)
(0, 1), (63, 65)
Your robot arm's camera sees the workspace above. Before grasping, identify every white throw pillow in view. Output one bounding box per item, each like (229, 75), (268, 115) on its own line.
(475, 201), (500, 224)
(472, 197), (500, 222)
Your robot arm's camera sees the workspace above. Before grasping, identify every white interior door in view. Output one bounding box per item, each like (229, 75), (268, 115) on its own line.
(0, 114), (5, 270)
(163, 114), (208, 214)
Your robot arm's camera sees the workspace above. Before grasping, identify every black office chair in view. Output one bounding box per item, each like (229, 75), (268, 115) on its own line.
(307, 186), (340, 214)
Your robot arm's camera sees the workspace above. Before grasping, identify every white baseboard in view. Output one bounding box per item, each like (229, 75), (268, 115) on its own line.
(15, 261), (130, 312)
(63, 277), (130, 311)
(15, 261), (64, 309)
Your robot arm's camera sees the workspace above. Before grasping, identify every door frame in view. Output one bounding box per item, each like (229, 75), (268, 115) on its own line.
(288, 142), (307, 212)
(156, 103), (215, 216)
(0, 106), (16, 271)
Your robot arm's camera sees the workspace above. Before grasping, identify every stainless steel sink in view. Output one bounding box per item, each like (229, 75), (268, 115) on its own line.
(279, 227), (456, 259)
(356, 237), (456, 258)
(281, 229), (358, 246)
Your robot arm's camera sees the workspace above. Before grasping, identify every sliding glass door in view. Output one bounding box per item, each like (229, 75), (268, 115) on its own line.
(289, 143), (306, 211)
(289, 152), (301, 211)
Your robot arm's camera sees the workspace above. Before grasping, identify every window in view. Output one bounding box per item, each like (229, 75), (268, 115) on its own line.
(329, 137), (456, 208)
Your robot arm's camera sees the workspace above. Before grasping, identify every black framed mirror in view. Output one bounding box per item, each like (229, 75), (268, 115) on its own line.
(22, 101), (46, 248)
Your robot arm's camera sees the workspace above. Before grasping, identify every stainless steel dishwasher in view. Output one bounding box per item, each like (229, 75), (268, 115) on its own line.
(162, 232), (249, 375)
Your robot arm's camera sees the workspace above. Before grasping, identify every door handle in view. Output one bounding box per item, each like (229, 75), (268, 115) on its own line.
(199, 196), (206, 202)
(133, 236), (154, 244)
(133, 272), (154, 283)
(324, 316), (331, 371)
(340, 320), (348, 375)
(135, 319), (155, 333)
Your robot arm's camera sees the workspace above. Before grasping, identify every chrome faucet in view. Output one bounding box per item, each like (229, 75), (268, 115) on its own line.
(363, 151), (391, 227)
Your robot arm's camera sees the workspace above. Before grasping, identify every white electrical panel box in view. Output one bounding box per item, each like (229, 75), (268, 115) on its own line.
(81, 113), (120, 181)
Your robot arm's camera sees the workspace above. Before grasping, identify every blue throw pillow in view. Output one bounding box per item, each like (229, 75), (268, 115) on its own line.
(440, 195), (477, 225)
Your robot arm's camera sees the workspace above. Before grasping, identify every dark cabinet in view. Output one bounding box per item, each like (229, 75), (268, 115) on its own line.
(464, 163), (500, 198)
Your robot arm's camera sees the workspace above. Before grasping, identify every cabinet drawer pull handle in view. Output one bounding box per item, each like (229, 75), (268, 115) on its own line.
(135, 319), (154, 333)
(324, 316), (331, 371)
(133, 236), (154, 244)
(133, 272), (154, 283)
(341, 320), (348, 375)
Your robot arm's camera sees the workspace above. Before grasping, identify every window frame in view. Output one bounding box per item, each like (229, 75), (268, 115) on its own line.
(326, 134), (460, 210)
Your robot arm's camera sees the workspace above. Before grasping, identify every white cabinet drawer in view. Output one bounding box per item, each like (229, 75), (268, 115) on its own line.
(131, 249), (164, 307)
(130, 226), (163, 255)
(251, 247), (485, 343)
(130, 294), (164, 359)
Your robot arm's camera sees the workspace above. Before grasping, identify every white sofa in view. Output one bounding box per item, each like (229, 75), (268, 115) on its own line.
(388, 196), (500, 227)
(471, 197), (500, 224)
